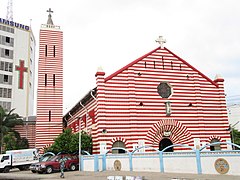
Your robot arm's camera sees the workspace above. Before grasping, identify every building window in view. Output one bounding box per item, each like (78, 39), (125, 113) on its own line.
(45, 45), (47, 57)
(49, 110), (51, 122)
(45, 74), (47, 86)
(0, 88), (2, 97)
(3, 75), (8, 83)
(165, 101), (171, 116)
(5, 49), (9, 56)
(53, 74), (55, 86)
(8, 63), (13, 72)
(157, 82), (172, 98)
(53, 45), (56, 57)
(2, 49), (13, 59)
(4, 62), (9, 71)
(9, 76), (12, 85)
(3, 88), (7, 98)
(0, 61), (4, 70)
(6, 37), (10, 43)
(0, 62), (13, 72)
(7, 89), (11, 98)
(0, 101), (11, 112)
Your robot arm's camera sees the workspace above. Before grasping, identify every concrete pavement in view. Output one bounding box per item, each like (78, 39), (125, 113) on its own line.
(1, 169), (240, 180)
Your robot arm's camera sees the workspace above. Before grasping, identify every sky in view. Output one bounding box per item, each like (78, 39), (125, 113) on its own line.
(0, 0), (240, 123)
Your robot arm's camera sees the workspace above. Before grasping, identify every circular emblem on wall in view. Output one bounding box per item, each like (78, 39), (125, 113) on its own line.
(157, 82), (172, 98)
(214, 158), (229, 174)
(114, 160), (121, 171)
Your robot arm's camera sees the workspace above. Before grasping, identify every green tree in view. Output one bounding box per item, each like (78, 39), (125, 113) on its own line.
(81, 131), (92, 154)
(3, 130), (29, 151)
(0, 106), (26, 153)
(46, 128), (92, 154)
(16, 137), (29, 149)
(3, 132), (17, 150)
(231, 128), (240, 150)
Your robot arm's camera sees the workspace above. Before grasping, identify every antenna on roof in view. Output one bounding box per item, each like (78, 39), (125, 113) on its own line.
(6, 0), (13, 21)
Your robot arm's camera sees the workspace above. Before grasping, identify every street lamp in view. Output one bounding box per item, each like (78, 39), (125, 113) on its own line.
(0, 116), (6, 154)
(78, 117), (81, 171)
(67, 114), (82, 171)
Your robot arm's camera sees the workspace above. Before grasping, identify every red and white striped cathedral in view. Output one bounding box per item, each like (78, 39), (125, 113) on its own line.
(64, 36), (231, 154)
(15, 10), (231, 153)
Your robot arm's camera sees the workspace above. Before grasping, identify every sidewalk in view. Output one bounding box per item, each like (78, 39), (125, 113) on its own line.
(1, 170), (240, 180)
(67, 171), (240, 180)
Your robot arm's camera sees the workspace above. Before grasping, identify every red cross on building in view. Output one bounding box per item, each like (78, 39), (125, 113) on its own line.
(15, 60), (28, 89)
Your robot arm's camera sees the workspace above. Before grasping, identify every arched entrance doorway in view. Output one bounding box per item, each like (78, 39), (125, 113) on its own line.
(112, 141), (126, 154)
(210, 138), (221, 151)
(159, 138), (173, 152)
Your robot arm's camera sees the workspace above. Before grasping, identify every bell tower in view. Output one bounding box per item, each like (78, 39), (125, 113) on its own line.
(35, 8), (63, 150)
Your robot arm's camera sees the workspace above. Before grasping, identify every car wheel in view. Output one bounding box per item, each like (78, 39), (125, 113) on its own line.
(31, 170), (36, 173)
(70, 164), (76, 171)
(3, 167), (10, 173)
(46, 166), (53, 174)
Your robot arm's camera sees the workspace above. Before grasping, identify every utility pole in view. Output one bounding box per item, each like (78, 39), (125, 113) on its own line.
(0, 117), (2, 154)
(0, 116), (6, 154)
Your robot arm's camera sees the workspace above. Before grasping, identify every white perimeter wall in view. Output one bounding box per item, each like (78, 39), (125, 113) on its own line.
(201, 156), (240, 175)
(82, 152), (240, 176)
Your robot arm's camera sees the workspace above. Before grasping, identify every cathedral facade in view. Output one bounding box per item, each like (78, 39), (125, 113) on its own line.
(64, 38), (231, 154)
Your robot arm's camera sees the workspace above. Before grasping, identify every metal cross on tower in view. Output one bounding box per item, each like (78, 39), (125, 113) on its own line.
(155, 36), (166, 49)
(46, 8), (54, 25)
(47, 8), (53, 15)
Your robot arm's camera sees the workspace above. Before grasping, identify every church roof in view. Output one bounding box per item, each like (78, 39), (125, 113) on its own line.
(105, 46), (218, 87)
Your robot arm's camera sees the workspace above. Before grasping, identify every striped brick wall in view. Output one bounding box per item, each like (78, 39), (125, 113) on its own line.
(13, 119), (36, 148)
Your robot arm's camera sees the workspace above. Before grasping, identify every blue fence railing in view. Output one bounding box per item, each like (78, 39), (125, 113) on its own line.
(80, 142), (240, 174)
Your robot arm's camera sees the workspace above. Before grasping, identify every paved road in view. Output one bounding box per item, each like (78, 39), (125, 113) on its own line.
(0, 169), (240, 180)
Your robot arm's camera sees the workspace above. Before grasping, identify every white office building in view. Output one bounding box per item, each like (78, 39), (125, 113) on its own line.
(0, 18), (36, 117)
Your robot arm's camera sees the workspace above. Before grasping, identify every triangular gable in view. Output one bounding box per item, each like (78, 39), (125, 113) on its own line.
(105, 47), (218, 87)
(165, 47), (218, 87)
(105, 47), (160, 82)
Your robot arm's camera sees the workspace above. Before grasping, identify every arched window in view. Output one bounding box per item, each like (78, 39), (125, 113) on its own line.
(112, 141), (126, 154)
(210, 138), (221, 151)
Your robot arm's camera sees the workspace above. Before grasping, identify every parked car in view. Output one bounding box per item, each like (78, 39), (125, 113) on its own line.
(35, 154), (79, 174)
(30, 152), (55, 173)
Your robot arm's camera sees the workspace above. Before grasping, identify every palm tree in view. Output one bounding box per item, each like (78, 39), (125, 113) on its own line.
(0, 106), (23, 153)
